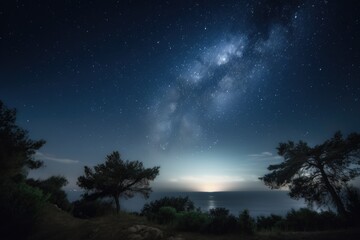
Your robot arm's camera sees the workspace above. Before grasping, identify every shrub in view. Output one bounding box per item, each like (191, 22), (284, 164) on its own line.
(26, 176), (71, 212)
(256, 214), (283, 231)
(157, 206), (177, 224)
(72, 199), (115, 218)
(206, 207), (238, 234)
(141, 196), (194, 217)
(141, 196), (195, 223)
(175, 211), (209, 232)
(285, 208), (319, 231)
(256, 208), (345, 232)
(317, 210), (344, 230)
(345, 187), (360, 226)
(209, 207), (229, 217)
(0, 181), (49, 239)
(238, 209), (255, 234)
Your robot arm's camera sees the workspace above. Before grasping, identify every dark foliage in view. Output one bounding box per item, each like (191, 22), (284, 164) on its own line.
(77, 151), (160, 213)
(175, 211), (209, 232)
(157, 206), (177, 224)
(260, 131), (360, 217)
(285, 208), (320, 231)
(0, 100), (45, 180)
(256, 209), (346, 232)
(283, 208), (345, 231)
(256, 214), (284, 231)
(142, 194), (351, 235)
(26, 176), (71, 211)
(0, 181), (48, 239)
(72, 199), (115, 218)
(345, 187), (360, 226)
(238, 209), (255, 234)
(141, 196), (194, 220)
(0, 100), (49, 239)
(206, 207), (238, 234)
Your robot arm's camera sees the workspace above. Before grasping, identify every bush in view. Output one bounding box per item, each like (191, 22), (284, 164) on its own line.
(345, 187), (360, 226)
(285, 208), (320, 231)
(256, 214), (283, 231)
(238, 209), (255, 234)
(205, 207), (238, 234)
(26, 176), (71, 212)
(141, 196), (195, 223)
(175, 211), (209, 232)
(283, 208), (346, 231)
(72, 199), (115, 218)
(157, 206), (177, 224)
(256, 208), (345, 232)
(0, 181), (49, 239)
(317, 210), (345, 230)
(141, 196), (194, 217)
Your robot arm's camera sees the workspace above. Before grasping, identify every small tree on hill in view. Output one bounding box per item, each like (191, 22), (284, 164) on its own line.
(77, 151), (160, 213)
(0, 100), (48, 238)
(260, 131), (360, 217)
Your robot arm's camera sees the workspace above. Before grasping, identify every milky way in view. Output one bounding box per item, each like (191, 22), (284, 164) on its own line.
(149, 10), (300, 152)
(1, 1), (359, 191)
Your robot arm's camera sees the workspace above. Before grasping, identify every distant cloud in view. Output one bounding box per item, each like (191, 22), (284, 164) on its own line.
(248, 152), (282, 160)
(35, 151), (79, 164)
(180, 175), (245, 183)
(248, 152), (273, 157)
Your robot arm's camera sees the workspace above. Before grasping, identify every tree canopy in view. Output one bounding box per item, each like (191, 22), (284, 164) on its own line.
(260, 131), (360, 217)
(0, 100), (45, 180)
(77, 151), (160, 213)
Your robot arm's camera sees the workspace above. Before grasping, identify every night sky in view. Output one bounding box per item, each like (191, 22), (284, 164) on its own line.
(1, 1), (359, 192)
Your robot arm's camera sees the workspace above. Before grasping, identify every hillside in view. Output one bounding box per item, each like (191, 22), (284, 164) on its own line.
(28, 204), (360, 240)
(30, 204), (162, 240)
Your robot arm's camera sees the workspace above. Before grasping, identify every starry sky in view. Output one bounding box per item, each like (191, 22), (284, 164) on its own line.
(1, 1), (360, 192)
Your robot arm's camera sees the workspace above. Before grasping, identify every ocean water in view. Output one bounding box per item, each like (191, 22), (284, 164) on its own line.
(67, 191), (306, 217)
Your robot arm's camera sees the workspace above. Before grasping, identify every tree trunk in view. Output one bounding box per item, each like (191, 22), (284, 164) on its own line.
(319, 167), (348, 217)
(114, 195), (120, 213)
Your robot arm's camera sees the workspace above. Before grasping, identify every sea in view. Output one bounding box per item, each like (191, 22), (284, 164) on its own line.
(67, 190), (306, 217)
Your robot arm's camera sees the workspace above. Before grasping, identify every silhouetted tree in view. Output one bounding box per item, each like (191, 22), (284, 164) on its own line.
(0, 100), (47, 238)
(260, 131), (360, 217)
(0, 100), (45, 180)
(77, 151), (160, 213)
(26, 175), (71, 211)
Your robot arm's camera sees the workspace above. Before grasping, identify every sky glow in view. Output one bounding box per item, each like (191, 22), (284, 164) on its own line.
(1, 1), (359, 192)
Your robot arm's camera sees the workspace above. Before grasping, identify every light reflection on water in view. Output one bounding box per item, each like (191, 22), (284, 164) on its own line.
(207, 194), (217, 210)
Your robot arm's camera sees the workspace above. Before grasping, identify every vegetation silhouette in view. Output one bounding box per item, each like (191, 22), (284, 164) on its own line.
(0, 100), (68, 239)
(260, 131), (360, 217)
(26, 176), (71, 211)
(141, 196), (195, 215)
(77, 151), (160, 213)
(0, 100), (45, 181)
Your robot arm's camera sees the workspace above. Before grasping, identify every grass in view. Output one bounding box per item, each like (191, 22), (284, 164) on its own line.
(29, 204), (360, 240)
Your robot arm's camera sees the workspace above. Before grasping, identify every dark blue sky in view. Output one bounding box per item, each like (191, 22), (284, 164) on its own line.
(1, 1), (359, 192)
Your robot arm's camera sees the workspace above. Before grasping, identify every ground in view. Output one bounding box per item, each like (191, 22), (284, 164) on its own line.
(29, 204), (360, 240)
